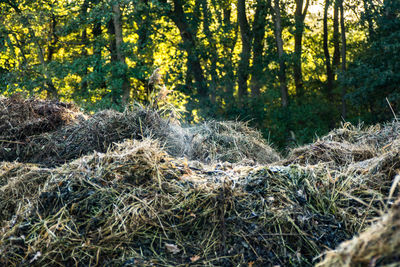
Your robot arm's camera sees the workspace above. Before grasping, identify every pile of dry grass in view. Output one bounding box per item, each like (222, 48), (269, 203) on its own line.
(0, 139), (237, 266)
(0, 162), (52, 225)
(346, 139), (400, 194)
(2, 97), (400, 266)
(0, 96), (82, 162)
(0, 140), (318, 265)
(0, 96), (80, 139)
(284, 121), (400, 169)
(188, 120), (280, 164)
(1, 137), (395, 266)
(2, 100), (279, 166)
(317, 197), (400, 267)
(283, 140), (375, 168)
(323, 121), (400, 151)
(17, 108), (171, 166)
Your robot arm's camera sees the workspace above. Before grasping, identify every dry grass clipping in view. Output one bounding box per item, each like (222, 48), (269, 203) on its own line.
(0, 96), (80, 140)
(0, 135), (399, 266)
(0, 96), (83, 162)
(2, 103), (279, 166)
(0, 162), (52, 225)
(283, 140), (375, 168)
(323, 121), (400, 151)
(316, 197), (400, 267)
(1, 97), (400, 266)
(188, 120), (280, 164)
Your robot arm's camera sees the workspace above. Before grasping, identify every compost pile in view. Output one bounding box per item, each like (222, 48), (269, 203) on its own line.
(1, 98), (400, 266)
(0, 96), (83, 163)
(0, 97), (279, 166)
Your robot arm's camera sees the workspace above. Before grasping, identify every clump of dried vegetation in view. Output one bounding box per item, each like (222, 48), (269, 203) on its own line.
(0, 95), (83, 163)
(1, 97), (400, 266)
(0, 162), (52, 224)
(316, 197), (400, 267)
(0, 97), (279, 166)
(0, 95), (81, 140)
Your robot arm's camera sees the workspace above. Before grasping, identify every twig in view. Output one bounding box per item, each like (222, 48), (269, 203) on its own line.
(0, 139), (25, 144)
(386, 97), (398, 122)
(387, 173), (400, 208)
(219, 179), (227, 254)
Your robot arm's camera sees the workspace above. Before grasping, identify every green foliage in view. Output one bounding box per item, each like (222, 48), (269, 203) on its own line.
(342, 0), (400, 124)
(0, 0), (398, 150)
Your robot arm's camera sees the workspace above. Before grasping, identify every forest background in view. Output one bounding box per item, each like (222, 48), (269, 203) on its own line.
(0, 0), (399, 149)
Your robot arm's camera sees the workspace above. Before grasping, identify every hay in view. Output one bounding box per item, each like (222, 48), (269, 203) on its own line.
(0, 96), (80, 140)
(2, 102), (279, 166)
(16, 106), (186, 166)
(323, 121), (400, 151)
(0, 96), (83, 162)
(283, 140), (375, 168)
(0, 139), (234, 266)
(188, 120), (280, 164)
(0, 142), (396, 266)
(2, 97), (400, 266)
(0, 141), (390, 266)
(284, 121), (400, 169)
(0, 162), (52, 225)
(344, 138), (400, 203)
(18, 108), (163, 166)
(316, 197), (400, 267)
(0, 140), (330, 266)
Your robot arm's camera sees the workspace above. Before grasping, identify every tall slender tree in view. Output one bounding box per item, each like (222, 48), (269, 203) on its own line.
(237, 0), (251, 99)
(106, 3), (131, 105)
(323, 0), (334, 99)
(201, 0), (219, 102)
(112, 4), (130, 103)
(272, 0), (288, 107)
(293, 0), (309, 98)
(332, 0), (341, 70)
(221, 0), (237, 97)
(340, 0), (347, 119)
(169, 0), (208, 97)
(250, 0), (268, 97)
(79, 0), (90, 94)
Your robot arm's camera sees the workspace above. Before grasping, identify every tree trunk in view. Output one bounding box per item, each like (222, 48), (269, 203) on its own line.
(294, 0), (309, 98)
(201, 0), (218, 103)
(170, 0), (208, 97)
(136, 0), (154, 101)
(272, 0), (288, 107)
(112, 3), (130, 104)
(332, 0), (340, 70)
(250, 0), (267, 97)
(340, 0), (347, 119)
(323, 0), (334, 99)
(80, 0), (90, 93)
(92, 0), (106, 90)
(46, 12), (59, 63)
(222, 2), (236, 97)
(237, 0), (251, 99)
(36, 39), (58, 98)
